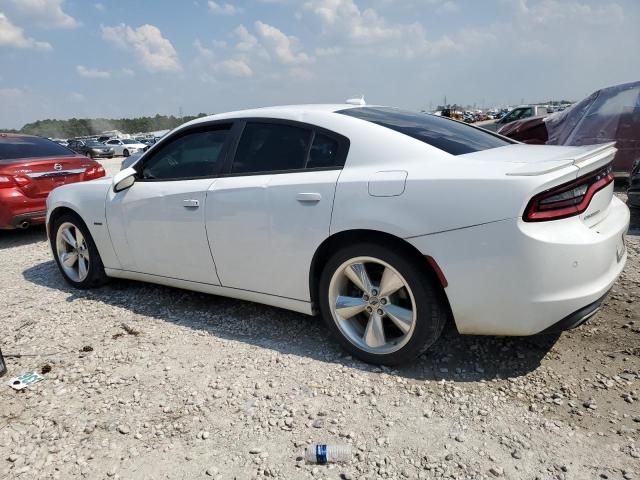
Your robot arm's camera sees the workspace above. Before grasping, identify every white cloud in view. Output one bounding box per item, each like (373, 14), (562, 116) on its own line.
(215, 58), (253, 77)
(0, 13), (51, 50)
(234, 24), (258, 51)
(121, 67), (135, 76)
(0, 87), (24, 98)
(254, 21), (312, 65)
(193, 39), (215, 58)
(76, 65), (110, 79)
(435, 1), (458, 14)
(95, 3), (105, 12)
(208, 1), (242, 15)
(303, 0), (457, 57)
(315, 46), (341, 56)
(69, 92), (85, 102)
(101, 23), (181, 73)
(6, 0), (78, 29)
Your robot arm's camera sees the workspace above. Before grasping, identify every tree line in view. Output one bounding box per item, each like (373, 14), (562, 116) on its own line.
(4, 113), (210, 138)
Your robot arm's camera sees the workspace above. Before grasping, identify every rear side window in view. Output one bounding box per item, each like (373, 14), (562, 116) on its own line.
(307, 133), (340, 169)
(232, 123), (312, 174)
(141, 127), (230, 180)
(0, 136), (75, 161)
(339, 107), (513, 155)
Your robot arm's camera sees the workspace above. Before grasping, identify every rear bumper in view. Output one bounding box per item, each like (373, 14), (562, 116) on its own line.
(0, 188), (46, 229)
(3, 210), (47, 229)
(539, 290), (609, 334)
(407, 196), (630, 336)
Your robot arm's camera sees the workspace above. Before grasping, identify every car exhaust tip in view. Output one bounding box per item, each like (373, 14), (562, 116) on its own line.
(18, 221), (30, 229)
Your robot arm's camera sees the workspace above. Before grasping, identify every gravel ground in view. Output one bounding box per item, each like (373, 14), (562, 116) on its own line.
(0, 185), (638, 479)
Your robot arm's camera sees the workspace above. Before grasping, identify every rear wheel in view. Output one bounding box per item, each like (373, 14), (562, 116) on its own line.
(123, 149), (130, 157)
(51, 213), (107, 288)
(319, 243), (447, 365)
(87, 151), (94, 159)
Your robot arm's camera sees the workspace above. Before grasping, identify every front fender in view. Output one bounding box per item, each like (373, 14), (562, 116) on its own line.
(47, 180), (121, 269)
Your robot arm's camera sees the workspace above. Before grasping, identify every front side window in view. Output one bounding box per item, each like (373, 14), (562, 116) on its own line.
(141, 126), (230, 180)
(339, 107), (512, 156)
(231, 123), (312, 174)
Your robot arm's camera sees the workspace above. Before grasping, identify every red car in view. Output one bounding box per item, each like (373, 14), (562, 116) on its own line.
(499, 81), (640, 178)
(0, 134), (105, 229)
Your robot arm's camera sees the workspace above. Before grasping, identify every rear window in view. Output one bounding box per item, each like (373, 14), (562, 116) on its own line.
(338, 107), (513, 155)
(0, 135), (75, 161)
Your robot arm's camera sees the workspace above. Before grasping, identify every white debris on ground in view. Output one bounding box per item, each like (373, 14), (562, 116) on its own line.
(0, 190), (638, 479)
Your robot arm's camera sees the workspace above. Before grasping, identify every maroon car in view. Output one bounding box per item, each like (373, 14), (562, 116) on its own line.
(0, 134), (105, 229)
(499, 81), (640, 178)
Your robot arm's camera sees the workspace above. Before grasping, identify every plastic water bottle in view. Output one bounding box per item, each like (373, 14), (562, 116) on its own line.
(304, 444), (351, 464)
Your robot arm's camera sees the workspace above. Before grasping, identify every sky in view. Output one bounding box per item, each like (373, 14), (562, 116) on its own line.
(0, 0), (639, 129)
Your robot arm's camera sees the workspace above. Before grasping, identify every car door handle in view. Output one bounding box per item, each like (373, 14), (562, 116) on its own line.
(183, 199), (200, 208)
(296, 192), (322, 203)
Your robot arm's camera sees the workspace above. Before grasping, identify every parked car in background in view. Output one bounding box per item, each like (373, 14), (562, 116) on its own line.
(499, 81), (640, 178)
(0, 134), (105, 229)
(478, 105), (550, 131)
(104, 138), (148, 156)
(46, 104), (628, 365)
(67, 139), (115, 159)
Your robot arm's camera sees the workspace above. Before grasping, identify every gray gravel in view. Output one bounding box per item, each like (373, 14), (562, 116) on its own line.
(0, 188), (638, 479)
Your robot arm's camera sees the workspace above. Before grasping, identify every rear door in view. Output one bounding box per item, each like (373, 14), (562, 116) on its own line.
(206, 120), (349, 301)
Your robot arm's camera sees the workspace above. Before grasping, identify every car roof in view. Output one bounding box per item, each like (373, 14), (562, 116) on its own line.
(185, 104), (364, 127)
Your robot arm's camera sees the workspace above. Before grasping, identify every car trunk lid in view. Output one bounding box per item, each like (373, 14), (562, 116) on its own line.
(461, 142), (617, 227)
(0, 156), (93, 198)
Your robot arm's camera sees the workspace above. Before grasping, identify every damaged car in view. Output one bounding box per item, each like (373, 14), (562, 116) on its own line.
(46, 105), (629, 365)
(499, 81), (640, 179)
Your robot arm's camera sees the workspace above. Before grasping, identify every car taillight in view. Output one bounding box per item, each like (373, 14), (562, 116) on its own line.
(524, 164), (614, 222)
(0, 176), (15, 189)
(0, 175), (32, 189)
(85, 165), (106, 180)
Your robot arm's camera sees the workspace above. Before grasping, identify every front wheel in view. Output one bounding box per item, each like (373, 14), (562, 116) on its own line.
(319, 243), (447, 365)
(51, 213), (107, 288)
(123, 149), (130, 157)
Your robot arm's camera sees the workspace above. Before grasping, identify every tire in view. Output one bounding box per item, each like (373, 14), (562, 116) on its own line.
(319, 243), (447, 365)
(50, 213), (108, 289)
(87, 152), (94, 159)
(123, 149), (130, 157)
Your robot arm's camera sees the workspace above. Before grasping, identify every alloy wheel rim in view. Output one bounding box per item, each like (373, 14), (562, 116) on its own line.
(328, 256), (417, 355)
(55, 222), (90, 282)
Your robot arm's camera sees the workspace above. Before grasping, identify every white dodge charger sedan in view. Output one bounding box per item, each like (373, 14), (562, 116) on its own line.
(46, 105), (630, 365)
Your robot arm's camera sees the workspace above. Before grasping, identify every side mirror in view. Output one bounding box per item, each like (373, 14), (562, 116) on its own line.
(113, 167), (137, 193)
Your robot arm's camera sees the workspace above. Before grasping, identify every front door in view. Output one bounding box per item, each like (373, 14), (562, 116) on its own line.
(106, 124), (233, 284)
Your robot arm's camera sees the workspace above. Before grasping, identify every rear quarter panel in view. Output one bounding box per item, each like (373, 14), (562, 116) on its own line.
(330, 131), (578, 239)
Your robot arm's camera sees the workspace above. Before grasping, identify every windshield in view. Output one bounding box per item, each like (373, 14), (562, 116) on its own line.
(338, 107), (513, 155)
(0, 135), (75, 161)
